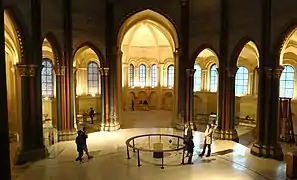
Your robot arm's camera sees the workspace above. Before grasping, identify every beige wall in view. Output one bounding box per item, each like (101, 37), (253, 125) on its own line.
(76, 96), (101, 115)
(42, 99), (57, 127)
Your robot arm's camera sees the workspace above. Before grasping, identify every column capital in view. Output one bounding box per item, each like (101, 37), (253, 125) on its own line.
(53, 66), (66, 75)
(273, 66), (284, 79)
(226, 67), (238, 78)
(103, 68), (109, 76)
(16, 64), (38, 77)
(186, 68), (196, 76)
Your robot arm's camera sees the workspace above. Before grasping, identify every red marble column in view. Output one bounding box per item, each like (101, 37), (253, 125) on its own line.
(214, 67), (239, 142)
(99, 68), (110, 131)
(185, 68), (196, 128)
(15, 64), (47, 164)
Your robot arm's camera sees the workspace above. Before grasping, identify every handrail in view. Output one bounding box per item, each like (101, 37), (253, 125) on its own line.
(125, 133), (185, 152)
(125, 133), (187, 169)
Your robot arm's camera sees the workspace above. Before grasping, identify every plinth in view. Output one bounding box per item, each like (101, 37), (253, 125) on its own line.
(153, 142), (163, 158)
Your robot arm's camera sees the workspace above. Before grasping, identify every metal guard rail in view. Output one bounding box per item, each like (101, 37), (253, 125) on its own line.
(125, 133), (187, 169)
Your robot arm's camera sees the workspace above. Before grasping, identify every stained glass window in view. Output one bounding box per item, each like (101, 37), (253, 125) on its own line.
(209, 64), (217, 92)
(280, 65), (295, 98)
(194, 64), (202, 92)
(167, 65), (174, 88)
(129, 64), (134, 87)
(139, 64), (146, 87)
(41, 59), (54, 97)
(151, 64), (157, 87)
(235, 66), (249, 96)
(87, 62), (100, 95)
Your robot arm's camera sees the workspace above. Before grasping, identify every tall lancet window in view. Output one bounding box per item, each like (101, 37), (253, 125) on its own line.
(129, 64), (134, 87)
(280, 65), (295, 98)
(209, 64), (217, 92)
(87, 62), (100, 95)
(235, 66), (249, 96)
(139, 64), (146, 87)
(167, 65), (174, 88)
(194, 64), (202, 92)
(41, 59), (54, 97)
(151, 64), (157, 87)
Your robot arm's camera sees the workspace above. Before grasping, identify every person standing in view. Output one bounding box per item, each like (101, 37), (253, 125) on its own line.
(89, 107), (95, 124)
(75, 130), (84, 162)
(82, 127), (93, 159)
(132, 100), (134, 111)
(187, 136), (194, 164)
(199, 124), (213, 157)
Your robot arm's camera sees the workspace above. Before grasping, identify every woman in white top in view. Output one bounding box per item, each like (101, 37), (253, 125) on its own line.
(199, 124), (213, 157)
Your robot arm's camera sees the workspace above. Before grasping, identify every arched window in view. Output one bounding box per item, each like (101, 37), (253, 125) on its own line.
(151, 64), (157, 87)
(194, 64), (202, 92)
(280, 65), (295, 98)
(235, 67), (249, 96)
(139, 64), (146, 87)
(167, 65), (174, 88)
(209, 64), (217, 92)
(129, 64), (134, 87)
(41, 59), (54, 97)
(87, 62), (100, 95)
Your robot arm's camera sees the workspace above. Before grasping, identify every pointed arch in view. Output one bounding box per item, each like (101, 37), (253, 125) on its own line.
(191, 44), (219, 68)
(273, 21), (297, 66)
(4, 8), (27, 63)
(42, 32), (63, 65)
(117, 9), (179, 51)
(230, 37), (260, 68)
(73, 42), (105, 68)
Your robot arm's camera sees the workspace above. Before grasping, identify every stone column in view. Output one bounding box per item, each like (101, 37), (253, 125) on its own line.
(0, 1), (11, 177)
(214, 67), (239, 142)
(108, 48), (121, 130)
(99, 68), (118, 131)
(58, 0), (76, 141)
(250, 0), (283, 160)
(226, 67), (238, 139)
(251, 67), (284, 160)
(98, 68), (105, 124)
(213, 0), (239, 141)
(175, 0), (189, 130)
(15, 65), (47, 164)
(185, 69), (196, 126)
(53, 66), (66, 132)
(15, 0), (48, 163)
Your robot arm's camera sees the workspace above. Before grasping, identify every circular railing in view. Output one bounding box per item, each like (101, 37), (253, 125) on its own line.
(125, 134), (186, 169)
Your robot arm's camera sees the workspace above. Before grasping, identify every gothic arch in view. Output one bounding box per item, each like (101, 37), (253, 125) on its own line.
(73, 42), (105, 68)
(230, 37), (260, 68)
(273, 20), (297, 66)
(117, 9), (179, 50)
(42, 32), (62, 65)
(191, 44), (219, 68)
(4, 8), (27, 63)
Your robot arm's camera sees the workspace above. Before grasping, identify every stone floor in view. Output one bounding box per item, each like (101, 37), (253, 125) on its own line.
(10, 110), (294, 180)
(14, 128), (286, 180)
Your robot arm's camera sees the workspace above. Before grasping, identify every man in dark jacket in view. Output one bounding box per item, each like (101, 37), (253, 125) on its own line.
(89, 107), (95, 124)
(75, 130), (84, 162)
(187, 136), (194, 164)
(82, 127), (93, 159)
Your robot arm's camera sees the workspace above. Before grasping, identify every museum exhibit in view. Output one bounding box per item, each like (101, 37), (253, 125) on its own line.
(1, 0), (297, 179)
